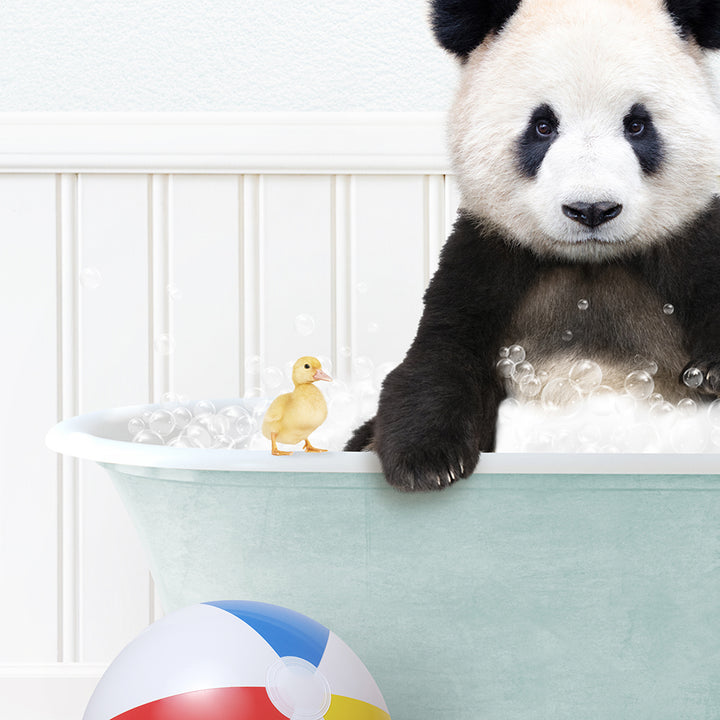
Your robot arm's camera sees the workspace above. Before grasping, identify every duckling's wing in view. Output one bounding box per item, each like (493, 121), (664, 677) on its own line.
(261, 393), (290, 436)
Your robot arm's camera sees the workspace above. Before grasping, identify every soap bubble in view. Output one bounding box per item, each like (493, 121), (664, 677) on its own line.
(173, 406), (193, 429)
(518, 374), (542, 397)
(577, 299), (589, 311)
(244, 355), (262, 374)
(624, 370), (654, 400)
(204, 414), (231, 437)
(352, 356), (374, 380)
(294, 314), (316, 336)
(649, 400), (674, 418)
(148, 409), (176, 437)
(128, 416), (145, 435)
(561, 330), (574, 342)
(496, 358), (515, 379)
(682, 367), (704, 389)
(154, 333), (175, 355)
(160, 391), (180, 405)
(183, 423), (213, 448)
(79, 267), (102, 289)
(676, 398), (697, 418)
(508, 345), (526, 363)
(512, 360), (534, 382)
(522, 429), (555, 452)
(498, 347), (510, 358)
(648, 393), (665, 407)
(339, 346), (352, 358)
(167, 283), (183, 301)
(663, 303), (675, 315)
(356, 281), (369, 295)
(367, 322), (380, 334)
(578, 423), (602, 446)
(541, 377), (582, 414)
(625, 423), (661, 453)
(193, 399), (215, 417)
(262, 366), (285, 389)
(569, 359), (603, 394)
(132, 430), (164, 445)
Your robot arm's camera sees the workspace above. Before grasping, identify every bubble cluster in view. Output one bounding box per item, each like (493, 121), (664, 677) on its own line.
(129, 399), (261, 449)
(495, 344), (720, 453)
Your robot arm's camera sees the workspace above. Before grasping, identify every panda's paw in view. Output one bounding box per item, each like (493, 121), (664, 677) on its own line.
(682, 359), (720, 395)
(377, 437), (480, 492)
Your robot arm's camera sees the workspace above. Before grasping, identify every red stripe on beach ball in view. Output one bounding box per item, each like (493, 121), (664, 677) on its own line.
(111, 686), (287, 720)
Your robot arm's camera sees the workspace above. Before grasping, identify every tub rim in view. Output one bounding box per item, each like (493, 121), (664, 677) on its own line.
(45, 399), (720, 475)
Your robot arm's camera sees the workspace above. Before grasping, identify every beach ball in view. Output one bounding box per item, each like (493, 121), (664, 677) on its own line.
(84, 600), (390, 720)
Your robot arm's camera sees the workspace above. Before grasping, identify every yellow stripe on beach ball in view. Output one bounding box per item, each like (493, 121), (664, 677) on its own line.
(325, 695), (391, 720)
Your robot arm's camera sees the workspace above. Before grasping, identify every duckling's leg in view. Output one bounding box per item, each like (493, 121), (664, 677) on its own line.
(271, 433), (292, 456)
(303, 439), (327, 453)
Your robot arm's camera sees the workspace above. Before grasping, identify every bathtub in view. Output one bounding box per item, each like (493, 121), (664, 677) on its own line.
(47, 399), (720, 719)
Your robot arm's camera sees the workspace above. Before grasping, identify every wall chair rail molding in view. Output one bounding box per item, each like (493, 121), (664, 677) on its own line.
(0, 112), (449, 174)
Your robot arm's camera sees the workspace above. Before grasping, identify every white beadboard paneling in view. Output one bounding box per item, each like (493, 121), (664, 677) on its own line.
(0, 115), (460, 717)
(352, 175), (427, 373)
(170, 175), (242, 399)
(0, 174), (59, 662)
(77, 174), (152, 662)
(261, 175), (334, 385)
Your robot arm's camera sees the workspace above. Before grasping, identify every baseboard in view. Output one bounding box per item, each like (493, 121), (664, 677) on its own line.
(0, 112), (449, 174)
(0, 664), (104, 720)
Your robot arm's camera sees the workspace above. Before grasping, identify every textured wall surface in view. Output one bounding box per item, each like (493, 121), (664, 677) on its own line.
(0, 0), (458, 111)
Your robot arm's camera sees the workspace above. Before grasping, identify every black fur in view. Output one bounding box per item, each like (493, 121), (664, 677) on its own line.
(517, 104), (560, 178)
(623, 104), (664, 175)
(431, 0), (521, 59)
(345, 199), (720, 491)
(665, 0), (720, 48)
(431, 1), (720, 58)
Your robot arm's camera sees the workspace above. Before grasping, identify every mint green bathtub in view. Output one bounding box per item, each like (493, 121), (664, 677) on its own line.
(47, 401), (720, 719)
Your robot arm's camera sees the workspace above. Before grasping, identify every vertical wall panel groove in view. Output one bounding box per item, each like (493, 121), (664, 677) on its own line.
(241, 174), (264, 395)
(149, 174), (171, 403)
(331, 175), (353, 382)
(57, 173), (80, 663)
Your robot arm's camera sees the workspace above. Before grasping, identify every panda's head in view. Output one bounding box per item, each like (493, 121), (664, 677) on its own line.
(434, 0), (720, 261)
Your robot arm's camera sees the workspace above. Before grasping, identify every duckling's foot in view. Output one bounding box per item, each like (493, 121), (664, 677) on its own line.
(271, 433), (293, 456)
(303, 439), (327, 453)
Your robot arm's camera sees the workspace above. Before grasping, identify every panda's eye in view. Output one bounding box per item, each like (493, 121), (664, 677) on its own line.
(535, 120), (555, 138)
(626, 118), (645, 136)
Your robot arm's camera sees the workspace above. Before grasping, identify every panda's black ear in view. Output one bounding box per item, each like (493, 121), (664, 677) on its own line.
(665, 0), (720, 48)
(431, 0), (522, 59)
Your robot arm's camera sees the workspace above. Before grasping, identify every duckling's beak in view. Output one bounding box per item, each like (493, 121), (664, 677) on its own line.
(313, 369), (332, 382)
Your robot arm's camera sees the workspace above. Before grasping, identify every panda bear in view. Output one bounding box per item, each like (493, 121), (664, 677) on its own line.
(346, 0), (720, 490)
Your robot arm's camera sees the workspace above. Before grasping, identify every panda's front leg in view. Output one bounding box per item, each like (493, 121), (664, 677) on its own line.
(371, 348), (503, 490)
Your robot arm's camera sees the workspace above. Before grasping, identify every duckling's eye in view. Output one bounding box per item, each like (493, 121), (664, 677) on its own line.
(304, 363), (310, 369)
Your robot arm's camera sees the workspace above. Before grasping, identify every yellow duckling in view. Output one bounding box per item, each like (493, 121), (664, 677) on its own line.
(261, 356), (332, 455)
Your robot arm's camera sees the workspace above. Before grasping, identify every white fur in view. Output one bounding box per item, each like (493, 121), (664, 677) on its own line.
(449, 0), (720, 261)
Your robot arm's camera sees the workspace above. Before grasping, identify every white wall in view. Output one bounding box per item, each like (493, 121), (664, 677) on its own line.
(0, 0), (457, 112)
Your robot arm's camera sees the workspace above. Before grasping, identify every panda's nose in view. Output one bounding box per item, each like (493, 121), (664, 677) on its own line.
(562, 201), (623, 228)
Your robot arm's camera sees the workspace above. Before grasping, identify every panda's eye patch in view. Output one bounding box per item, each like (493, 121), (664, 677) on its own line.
(517, 104), (559, 177)
(623, 103), (663, 174)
